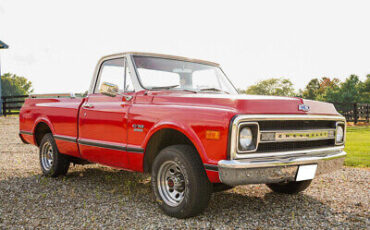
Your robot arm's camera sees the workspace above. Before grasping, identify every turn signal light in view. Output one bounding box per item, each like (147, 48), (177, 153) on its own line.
(206, 130), (220, 140)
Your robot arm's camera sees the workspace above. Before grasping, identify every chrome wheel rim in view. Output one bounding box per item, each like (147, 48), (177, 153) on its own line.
(41, 142), (53, 171)
(157, 161), (186, 207)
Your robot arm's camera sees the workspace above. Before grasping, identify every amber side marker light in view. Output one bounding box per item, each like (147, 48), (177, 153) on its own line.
(206, 130), (221, 140)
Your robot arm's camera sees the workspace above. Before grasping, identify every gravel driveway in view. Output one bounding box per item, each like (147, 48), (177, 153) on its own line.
(0, 117), (369, 229)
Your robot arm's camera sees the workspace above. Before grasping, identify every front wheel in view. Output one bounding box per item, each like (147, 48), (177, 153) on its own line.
(39, 133), (70, 177)
(151, 145), (212, 218)
(266, 180), (312, 194)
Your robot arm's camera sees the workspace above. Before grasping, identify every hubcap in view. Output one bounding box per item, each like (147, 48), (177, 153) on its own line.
(157, 161), (186, 207)
(41, 142), (54, 171)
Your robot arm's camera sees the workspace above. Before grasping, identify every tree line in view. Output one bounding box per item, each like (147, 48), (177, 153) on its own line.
(239, 74), (370, 104)
(1, 72), (369, 104)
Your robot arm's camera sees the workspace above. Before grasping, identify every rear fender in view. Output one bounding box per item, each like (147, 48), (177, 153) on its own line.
(32, 117), (55, 144)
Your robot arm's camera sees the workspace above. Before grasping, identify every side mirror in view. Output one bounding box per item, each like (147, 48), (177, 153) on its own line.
(100, 82), (119, 97)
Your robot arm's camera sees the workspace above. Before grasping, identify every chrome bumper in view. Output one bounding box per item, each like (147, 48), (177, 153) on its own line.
(218, 147), (346, 186)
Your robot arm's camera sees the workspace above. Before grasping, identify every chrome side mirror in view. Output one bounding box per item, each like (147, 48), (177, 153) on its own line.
(100, 82), (119, 97)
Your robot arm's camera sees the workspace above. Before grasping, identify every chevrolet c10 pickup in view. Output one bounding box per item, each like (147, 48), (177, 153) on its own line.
(19, 52), (346, 218)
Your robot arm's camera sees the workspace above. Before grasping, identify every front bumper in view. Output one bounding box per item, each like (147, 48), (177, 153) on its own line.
(218, 146), (346, 186)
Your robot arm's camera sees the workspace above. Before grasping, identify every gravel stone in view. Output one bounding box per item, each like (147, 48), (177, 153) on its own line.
(0, 117), (369, 229)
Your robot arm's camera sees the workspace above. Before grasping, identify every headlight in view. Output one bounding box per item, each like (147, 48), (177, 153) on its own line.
(336, 125), (344, 144)
(238, 122), (259, 152)
(239, 127), (253, 149)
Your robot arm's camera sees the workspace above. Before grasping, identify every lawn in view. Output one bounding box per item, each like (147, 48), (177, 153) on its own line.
(344, 125), (370, 167)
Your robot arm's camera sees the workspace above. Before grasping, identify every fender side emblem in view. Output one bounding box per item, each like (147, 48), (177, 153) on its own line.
(298, 104), (310, 112)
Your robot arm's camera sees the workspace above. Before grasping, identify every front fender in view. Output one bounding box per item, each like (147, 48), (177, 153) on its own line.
(143, 121), (210, 163)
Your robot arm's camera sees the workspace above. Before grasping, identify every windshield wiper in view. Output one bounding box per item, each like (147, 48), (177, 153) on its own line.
(179, 89), (197, 93)
(149, 85), (197, 93)
(199, 88), (230, 94)
(150, 85), (179, 90)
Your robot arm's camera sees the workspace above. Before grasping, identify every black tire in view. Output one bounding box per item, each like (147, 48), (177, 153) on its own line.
(266, 180), (312, 194)
(151, 145), (212, 218)
(39, 133), (70, 177)
(212, 183), (234, 193)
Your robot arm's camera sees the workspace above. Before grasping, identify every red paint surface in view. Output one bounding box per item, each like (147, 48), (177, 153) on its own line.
(19, 91), (341, 183)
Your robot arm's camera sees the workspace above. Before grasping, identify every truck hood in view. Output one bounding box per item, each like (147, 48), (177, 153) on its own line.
(150, 92), (340, 116)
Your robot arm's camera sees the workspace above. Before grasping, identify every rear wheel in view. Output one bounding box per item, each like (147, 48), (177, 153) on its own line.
(266, 180), (312, 194)
(39, 133), (70, 177)
(151, 145), (212, 218)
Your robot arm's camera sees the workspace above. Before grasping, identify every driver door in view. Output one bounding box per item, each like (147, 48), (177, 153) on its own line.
(78, 57), (132, 168)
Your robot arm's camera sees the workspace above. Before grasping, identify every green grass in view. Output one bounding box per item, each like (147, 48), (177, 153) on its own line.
(344, 126), (370, 167)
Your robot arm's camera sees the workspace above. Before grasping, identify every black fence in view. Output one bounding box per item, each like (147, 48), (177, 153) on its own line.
(1, 95), (28, 116)
(332, 103), (369, 124)
(1, 95), (369, 124)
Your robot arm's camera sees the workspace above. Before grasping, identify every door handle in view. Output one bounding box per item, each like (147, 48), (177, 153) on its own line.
(82, 103), (94, 109)
(124, 95), (133, 101)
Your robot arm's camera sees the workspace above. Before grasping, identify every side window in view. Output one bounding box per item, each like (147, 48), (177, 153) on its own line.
(124, 61), (135, 92)
(96, 58), (125, 94)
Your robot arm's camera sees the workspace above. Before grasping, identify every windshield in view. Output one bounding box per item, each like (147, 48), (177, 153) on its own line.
(132, 56), (238, 94)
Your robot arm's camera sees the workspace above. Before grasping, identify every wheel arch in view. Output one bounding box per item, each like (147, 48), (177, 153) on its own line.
(32, 118), (55, 146)
(143, 123), (208, 173)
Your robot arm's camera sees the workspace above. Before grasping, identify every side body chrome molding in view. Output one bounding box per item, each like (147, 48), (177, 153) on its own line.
(77, 139), (144, 154)
(54, 135), (77, 143)
(53, 135), (144, 154)
(204, 163), (219, 172)
(19, 130), (33, 135)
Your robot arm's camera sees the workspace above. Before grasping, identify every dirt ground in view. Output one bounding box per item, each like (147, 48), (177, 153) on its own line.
(0, 117), (369, 229)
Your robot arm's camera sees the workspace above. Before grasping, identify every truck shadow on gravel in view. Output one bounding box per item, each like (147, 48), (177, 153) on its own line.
(0, 166), (355, 228)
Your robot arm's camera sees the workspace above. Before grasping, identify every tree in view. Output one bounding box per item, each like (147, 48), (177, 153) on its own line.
(336, 75), (362, 103)
(300, 77), (340, 100)
(1, 73), (33, 96)
(359, 75), (370, 103)
(237, 88), (246, 94)
(245, 78), (295, 96)
(301, 78), (320, 99)
(319, 75), (365, 103)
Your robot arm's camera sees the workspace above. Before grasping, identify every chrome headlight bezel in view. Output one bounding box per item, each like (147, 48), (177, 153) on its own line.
(335, 121), (345, 145)
(237, 122), (259, 153)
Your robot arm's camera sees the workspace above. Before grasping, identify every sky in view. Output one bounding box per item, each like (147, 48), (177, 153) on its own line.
(0, 0), (370, 94)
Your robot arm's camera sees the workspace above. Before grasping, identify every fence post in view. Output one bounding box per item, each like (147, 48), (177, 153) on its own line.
(367, 103), (369, 123)
(2, 97), (5, 117)
(353, 103), (358, 124)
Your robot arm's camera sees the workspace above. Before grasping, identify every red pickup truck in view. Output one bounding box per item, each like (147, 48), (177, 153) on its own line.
(19, 52), (346, 218)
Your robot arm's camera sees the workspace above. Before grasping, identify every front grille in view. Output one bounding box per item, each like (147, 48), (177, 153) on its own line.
(258, 120), (336, 131)
(254, 120), (338, 153)
(257, 139), (335, 153)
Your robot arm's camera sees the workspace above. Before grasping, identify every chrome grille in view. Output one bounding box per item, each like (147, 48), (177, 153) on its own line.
(256, 120), (337, 152)
(229, 115), (346, 160)
(257, 139), (335, 153)
(258, 120), (336, 130)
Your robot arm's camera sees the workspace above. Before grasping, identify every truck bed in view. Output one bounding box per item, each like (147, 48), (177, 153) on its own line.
(19, 97), (85, 158)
